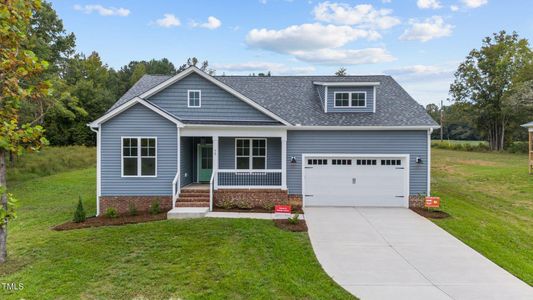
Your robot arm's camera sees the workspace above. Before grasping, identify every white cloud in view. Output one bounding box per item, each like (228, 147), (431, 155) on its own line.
(73, 4), (130, 16)
(450, 5), (459, 11)
(259, 0), (268, 4)
(417, 0), (442, 9)
(399, 16), (453, 42)
(155, 14), (181, 28)
(191, 16), (222, 30)
(313, 2), (401, 29)
(214, 62), (316, 75)
(291, 48), (396, 65)
(246, 23), (380, 53)
(461, 0), (488, 8)
(384, 64), (453, 76)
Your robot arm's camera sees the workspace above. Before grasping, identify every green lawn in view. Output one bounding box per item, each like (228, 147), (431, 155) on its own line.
(2, 168), (354, 299)
(431, 149), (533, 285)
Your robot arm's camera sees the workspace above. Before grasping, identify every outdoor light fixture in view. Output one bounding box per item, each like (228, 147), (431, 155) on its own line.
(415, 157), (423, 164)
(290, 156), (297, 164)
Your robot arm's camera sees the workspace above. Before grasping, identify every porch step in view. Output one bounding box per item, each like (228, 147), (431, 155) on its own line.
(167, 207), (208, 219)
(175, 201), (209, 207)
(178, 192), (209, 198)
(180, 189), (210, 193)
(178, 197), (210, 202)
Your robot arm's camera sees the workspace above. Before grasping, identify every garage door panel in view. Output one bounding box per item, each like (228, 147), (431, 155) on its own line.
(304, 156), (408, 207)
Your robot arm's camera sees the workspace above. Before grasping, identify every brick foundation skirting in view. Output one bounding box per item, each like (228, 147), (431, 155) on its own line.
(99, 196), (172, 215)
(409, 195), (426, 208)
(214, 189), (304, 210)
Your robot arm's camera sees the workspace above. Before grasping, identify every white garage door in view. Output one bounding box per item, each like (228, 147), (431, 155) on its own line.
(303, 156), (408, 207)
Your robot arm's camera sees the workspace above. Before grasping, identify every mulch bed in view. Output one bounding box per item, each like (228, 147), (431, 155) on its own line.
(273, 219), (308, 232)
(411, 207), (451, 219)
(214, 207), (305, 214)
(52, 212), (167, 231)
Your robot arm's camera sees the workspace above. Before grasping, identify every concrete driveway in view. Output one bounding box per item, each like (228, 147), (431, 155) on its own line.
(305, 207), (533, 300)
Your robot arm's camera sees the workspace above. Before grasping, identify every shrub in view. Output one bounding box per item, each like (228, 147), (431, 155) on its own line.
(128, 202), (138, 216)
(235, 199), (254, 209)
(507, 141), (528, 154)
(105, 207), (118, 218)
(261, 200), (276, 212)
(149, 200), (161, 215)
(217, 198), (235, 209)
(73, 196), (86, 223)
(288, 213), (300, 225)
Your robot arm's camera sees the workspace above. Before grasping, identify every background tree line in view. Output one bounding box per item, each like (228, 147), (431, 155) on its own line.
(426, 31), (533, 150)
(20, 2), (213, 147)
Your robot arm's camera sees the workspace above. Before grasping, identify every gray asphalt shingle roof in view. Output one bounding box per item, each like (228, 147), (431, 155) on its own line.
(110, 73), (438, 127)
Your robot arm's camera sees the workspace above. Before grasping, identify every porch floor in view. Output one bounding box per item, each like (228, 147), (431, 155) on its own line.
(182, 183), (210, 190)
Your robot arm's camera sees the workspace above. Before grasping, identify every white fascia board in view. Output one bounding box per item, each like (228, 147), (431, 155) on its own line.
(88, 97), (184, 128)
(139, 66), (292, 126)
(313, 82), (381, 87)
(288, 125), (441, 131)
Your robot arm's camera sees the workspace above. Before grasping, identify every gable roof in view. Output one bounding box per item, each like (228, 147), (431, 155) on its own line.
(89, 97), (183, 127)
(105, 67), (439, 128)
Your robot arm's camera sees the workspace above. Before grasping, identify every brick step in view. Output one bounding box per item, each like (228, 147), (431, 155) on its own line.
(178, 197), (210, 202)
(180, 189), (210, 193)
(176, 201), (209, 207)
(178, 193), (209, 198)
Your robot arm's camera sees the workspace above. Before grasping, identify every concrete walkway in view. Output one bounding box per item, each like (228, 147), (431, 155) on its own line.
(305, 207), (533, 300)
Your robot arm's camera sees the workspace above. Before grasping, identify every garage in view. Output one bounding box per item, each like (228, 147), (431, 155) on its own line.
(303, 155), (409, 207)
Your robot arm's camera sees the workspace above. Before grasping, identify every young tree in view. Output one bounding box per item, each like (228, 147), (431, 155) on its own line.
(335, 67), (347, 76)
(1, 0), (51, 263)
(450, 31), (533, 150)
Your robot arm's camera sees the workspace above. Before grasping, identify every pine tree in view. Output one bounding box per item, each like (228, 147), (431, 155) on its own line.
(73, 196), (86, 223)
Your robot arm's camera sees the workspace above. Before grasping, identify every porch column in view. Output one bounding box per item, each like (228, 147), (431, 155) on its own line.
(281, 136), (287, 190)
(213, 135), (219, 189)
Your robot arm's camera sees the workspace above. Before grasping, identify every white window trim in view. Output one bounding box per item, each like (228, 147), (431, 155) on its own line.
(187, 90), (202, 108)
(333, 91), (367, 108)
(121, 136), (158, 178)
(234, 138), (268, 170)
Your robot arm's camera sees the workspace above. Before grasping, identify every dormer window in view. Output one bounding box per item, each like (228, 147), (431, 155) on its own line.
(188, 90), (201, 107)
(334, 92), (366, 108)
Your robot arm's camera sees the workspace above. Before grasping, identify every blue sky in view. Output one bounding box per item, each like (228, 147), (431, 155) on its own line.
(49, 0), (533, 105)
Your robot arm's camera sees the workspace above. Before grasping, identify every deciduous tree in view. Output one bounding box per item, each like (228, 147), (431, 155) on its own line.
(0, 0), (51, 263)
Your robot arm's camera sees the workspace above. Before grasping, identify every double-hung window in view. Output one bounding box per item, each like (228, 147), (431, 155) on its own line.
(334, 92), (366, 107)
(188, 90), (201, 107)
(122, 137), (157, 177)
(235, 138), (266, 170)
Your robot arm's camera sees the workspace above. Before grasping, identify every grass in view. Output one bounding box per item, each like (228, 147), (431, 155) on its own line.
(6, 145), (95, 182)
(431, 148), (533, 285)
(2, 157), (354, 299)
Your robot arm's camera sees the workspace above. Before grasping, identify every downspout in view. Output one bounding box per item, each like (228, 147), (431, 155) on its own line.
(427, 128), (433, 196)
(89, 125), (101, 216)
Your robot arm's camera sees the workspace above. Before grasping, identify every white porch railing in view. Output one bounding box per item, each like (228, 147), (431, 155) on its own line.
(209, 171), (215, 211)
(216, 169), (283, 189)
(171, 172), (180, 208)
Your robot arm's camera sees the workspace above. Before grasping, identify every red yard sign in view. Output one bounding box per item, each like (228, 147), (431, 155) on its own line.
(425, 196), (440, 208)
(274, 205), (291, 214)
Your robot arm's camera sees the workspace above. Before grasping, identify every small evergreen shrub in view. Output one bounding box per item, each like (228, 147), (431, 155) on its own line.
(288, 213), (300, 225)
(105, 207), (118, 218)
(235, 199), (254, 209)
(218, 198), (235, 209)
(73, 196), (86, 223)
(128, 202), (138, 216)
(149, 200), (161, 215)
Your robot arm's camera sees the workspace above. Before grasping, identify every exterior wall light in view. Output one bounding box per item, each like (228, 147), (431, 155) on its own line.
(415, 157), (423, 164)
(290, 156), (297, 164)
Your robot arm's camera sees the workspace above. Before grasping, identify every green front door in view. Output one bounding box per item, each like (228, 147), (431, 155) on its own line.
(197, 144), (213, 182)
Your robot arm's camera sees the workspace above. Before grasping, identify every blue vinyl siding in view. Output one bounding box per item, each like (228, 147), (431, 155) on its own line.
(218, 137), (282, 169)
(148, 73), (278, 123)
(100, 104), (177, 196)
(286, 130), (428, 195)
(326, 86), (375, 112)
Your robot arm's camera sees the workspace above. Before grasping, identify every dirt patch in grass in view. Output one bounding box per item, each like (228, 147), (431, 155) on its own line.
(411, 207), (451, 219)
(53, 212), (167, 231)
(456, 159), (499, 167)
(273, 219), (308, 232)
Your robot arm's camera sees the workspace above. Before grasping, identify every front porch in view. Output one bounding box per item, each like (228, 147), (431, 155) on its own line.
(172, 127), (288, 211)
